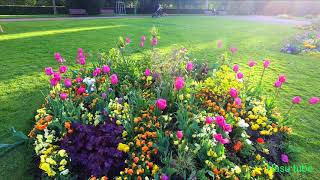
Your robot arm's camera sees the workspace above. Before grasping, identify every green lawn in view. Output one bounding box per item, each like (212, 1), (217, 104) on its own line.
(0, 16), (319, 179)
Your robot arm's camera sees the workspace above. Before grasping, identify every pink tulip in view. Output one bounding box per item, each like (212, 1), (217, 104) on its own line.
(274, 81), (282, 88)
(186, 62), (193, 71)
(263, 60), (271, 69)
(151, 37), (158, 46)
(60, 92), (68, 100)
(125, 37), (131, 44)
(64, 78), (72, 88)
(175, 77), (185, 90)
(248, 60), (256, 67)
(278, 74), (286, 83)
(223, 124), (232, 133)
(53, 72), (61, 81)
(79, 57), (86, 65)
(156, 98), (167, 110)
(215, 116), (226, 127)
(214, 134), (229, 144)
(176, 131), (183, 140)
(233, 64), (239, 72)
(110, 74), (119, 85)
(230, 47), (237, 54)
(141, 36), (146, 42)
(230, 88), (238, 98)
(93, 68), (101, 77)
(309, 97), (319, 105)
(236, 72), (244, 79)
(75, 77), (83, 83)
(50, 78), (59, 86)
(205, 116), (213, 124)
(217, 40), (222, 48)
(292, 96), (301, 104)
(139, 41), (144, 47)
(102, 65), (110, 74)
(45, 67), (53, 76)
(77, 87), (86, 95)
(235, 97), (241, 106)
(59, 66), (68, 74)
(144, 69), (151, 76)
(54, 53), (64, 64)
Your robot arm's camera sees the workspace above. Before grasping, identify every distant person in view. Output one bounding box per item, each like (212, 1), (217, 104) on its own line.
(152, 3), (163, 18)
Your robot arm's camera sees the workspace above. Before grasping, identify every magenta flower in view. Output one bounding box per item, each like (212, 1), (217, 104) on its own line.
(281, 154), (289, 163)
(64, 78), (72, 88)
(139, 41), (144, 47)
(75, 77), (83, 83)
(144, 69), (151, 76)
(44, 67), (54, 76)
(156, 98), (167, 110)
(110, 74), (119, 85)
(60, 92), (68, 100)
(205, 116), (213, 124)
(236, 72), (244, 79)
(125, 37), (131, 44)
(214, 134), (229, 144)
(101, 93), (107, 99)
(93, 68), (101, 77)
(278, 74), (286, 83)
(79, 57), (86, 65)
(54, 52), (64, 64)
(309, 97), (319, 105)
(77, 87), (86, 95)
(175, 77), (185, 90)
(263, 59), (271, 69)
(151, 37), (158, 46)
(59, 65), (68, 74)
(316, 34), (320, 39)
(230, 47), (237, 54)
(141, 36), (146, 42)
(215, 116), (226, 127)
(102, 65), (110, 74)
(248, 60), (256, 67)
(176, 131), (183, 140)
(160, 174), (169, 180)
(223, 123), (232, 133)
(235, 97), (241, 106)
(292, 96), (301, 104)
(274, 81), (282, 88)
(50, 78), (59, 86)
(217, 40), (222, 48)
(233, 64), (239, 72)
(186, 61), (193, 71)
(230, 88), (238, 98)
(53, 72), (61, 81)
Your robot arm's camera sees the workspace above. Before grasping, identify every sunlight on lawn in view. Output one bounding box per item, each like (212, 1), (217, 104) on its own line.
(0, 25), (126, 41)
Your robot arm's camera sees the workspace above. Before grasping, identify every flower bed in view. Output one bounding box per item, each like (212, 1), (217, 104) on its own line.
(29, 29), (319, 179)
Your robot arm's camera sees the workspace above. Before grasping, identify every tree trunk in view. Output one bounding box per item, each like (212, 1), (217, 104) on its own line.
(52, 0), (57, 15)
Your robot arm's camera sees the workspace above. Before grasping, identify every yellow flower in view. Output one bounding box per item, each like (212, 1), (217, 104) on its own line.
(46, 158), (57, 165)
(117, 143), (130, 153)
(256, 118), (263, 124)
(116, 177), (122, 180)
(256, 154), (261, 161)
(122, 131), (128, 138)
(207, 149), (217, 158)
(152, 164), (159, 175)
(264, 167), (274, 179)
(252, 167), (262, 177)
(179, 94), (184, 101)
(186, 94), (191, 99)
(58, 149), (67, 157)
(251, 124), (259, 130)
(58, 166), (65, 171)
(116, 120), (122, 125)
(60, 159), (67, 166)
(40, 162), (56, 177)
(263, 149), (270, 155)
(234, 166), (241, 174)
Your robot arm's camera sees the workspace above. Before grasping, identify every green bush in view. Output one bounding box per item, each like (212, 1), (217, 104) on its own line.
(66, 0), (104, 15)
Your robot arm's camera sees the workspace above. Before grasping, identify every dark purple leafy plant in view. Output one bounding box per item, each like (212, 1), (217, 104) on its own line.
(61, 121), (126, 178)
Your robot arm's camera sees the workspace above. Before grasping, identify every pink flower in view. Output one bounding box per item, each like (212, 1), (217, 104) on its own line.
(263, 59), (271, 69)
(156, 98), (167, 110)
(309, 97), (319, 105)
(50, 78), (59, 86)
(316, 34), (320, 39)
(102, 65), (110, 74)
(235, 97), (241, 106)
(278, 74), (286, 83)
(93, 68), (101, 77)
(53, 72), (61, 81)
(139, 41), (144, 47)
(144, 69), (151, 76)
(223, 124), (232, 133)
(215, 116), (226, 127)
(77, 86), (86, 95)
(75, 77), (83, 83)
(59, 66), (68, 73)
(54, 53), (64, 64)
(205, 116), (213, 124)
(125, 37), (131, 44)
(186, 62), (193, 71)
(292, 96), (301, 104)
(160, 174), (169, 180)
(230, 47), (237, 54)
(176, 131), (183, 140)
(233, 64), (239, 72)
(214, 134), (229, 144)
(44, 67), (54, 76)
(236, 72), (244, 79)
(64, 78), (72, 88)
(141, 36), (146, 42)
(151, 37), (158, 46)
(175, 77), (185, 90)
(60, 92), (68, 100)
(110, 74), (119, 85)
(274, 81), (282, 88)
(79, 57), (86, 65)
(230, 88), (238, 98)
(217, 40), (222, 48)
(248, 60), (256, 67)
(281, 154), (289, 163)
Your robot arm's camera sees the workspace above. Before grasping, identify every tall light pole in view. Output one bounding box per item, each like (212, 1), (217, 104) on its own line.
(52, 0), (57, 15)
(205, 0), (209, 9)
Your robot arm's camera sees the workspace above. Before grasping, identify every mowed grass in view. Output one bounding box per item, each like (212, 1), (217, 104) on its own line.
(0, 16), (319, 179)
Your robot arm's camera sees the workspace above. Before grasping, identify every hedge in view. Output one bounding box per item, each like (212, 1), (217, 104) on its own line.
(0, 6), (67, 15)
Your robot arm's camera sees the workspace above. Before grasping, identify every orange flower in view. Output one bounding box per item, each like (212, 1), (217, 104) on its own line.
(155, 122), (160, 128)
(142, 146), (149, 152)
(136, 139), (141, 147)
(139, 127), (144, 132)
(101, 176), (108, 180)
(147, 141), (153, 148)
(64, 121), (71, 129)
(45, 115), (53, 122)
(148, 162), (153, 168)
(90, 176), (97, 180)
(213, 168), (219, 175)
(127, 169), (133, 175)
(137, 176), (142, 180)
(233, 141), (242, 152)
(134, 157), (139, 163)
(153, 148), (158, 154)
(149, 105), (155, 111)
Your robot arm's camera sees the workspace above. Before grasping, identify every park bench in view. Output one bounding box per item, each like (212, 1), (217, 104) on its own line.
(204, 10), (214, 15)
(100, 9), (115, 16)
(69, 9), (88, 16)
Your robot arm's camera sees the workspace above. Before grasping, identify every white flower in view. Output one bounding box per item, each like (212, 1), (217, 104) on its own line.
(238, 119), (249, 128)
(60, 169), (69, 175)
(83, 77), (96, 86)
(246, 139), (252, 145)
